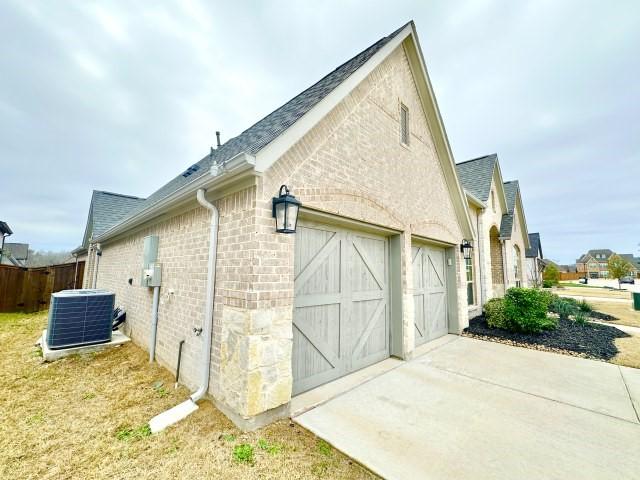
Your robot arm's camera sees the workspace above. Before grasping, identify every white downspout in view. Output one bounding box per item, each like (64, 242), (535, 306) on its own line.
(149, 188), (219, 432)
(92, 244), (101, 288)
(190, 188), (219, 402)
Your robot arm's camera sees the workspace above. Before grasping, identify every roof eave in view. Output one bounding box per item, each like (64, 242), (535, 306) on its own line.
(465, 191), (486, 209)
(94, 153), (256, 243)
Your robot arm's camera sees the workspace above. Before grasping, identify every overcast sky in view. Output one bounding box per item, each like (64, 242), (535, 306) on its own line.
(1, 1), (638, 264)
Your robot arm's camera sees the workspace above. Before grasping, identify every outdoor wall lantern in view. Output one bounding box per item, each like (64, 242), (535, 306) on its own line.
(460, 239), (473, 260)
(272, 185), (301, 234)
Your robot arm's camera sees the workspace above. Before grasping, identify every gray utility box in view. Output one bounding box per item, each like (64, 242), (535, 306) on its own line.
(141, 235), (162, 287)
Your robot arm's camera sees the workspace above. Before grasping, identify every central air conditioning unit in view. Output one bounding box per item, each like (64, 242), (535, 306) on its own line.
(46, 289), (115, 350)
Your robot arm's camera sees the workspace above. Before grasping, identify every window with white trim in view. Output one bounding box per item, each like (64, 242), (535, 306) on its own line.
(466, 257), (475, 305)
(400, 104), (409, 146)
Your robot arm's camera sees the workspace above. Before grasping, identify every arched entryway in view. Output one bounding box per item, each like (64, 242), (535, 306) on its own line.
(489, 226), (504, 296)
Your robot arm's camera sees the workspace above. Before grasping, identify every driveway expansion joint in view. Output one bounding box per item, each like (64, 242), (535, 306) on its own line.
(618, 366), (640, 423)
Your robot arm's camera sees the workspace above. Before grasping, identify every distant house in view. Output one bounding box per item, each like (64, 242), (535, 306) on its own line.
(576, 249), (614, 278)
(619, 254), (640, 278)
(73, 190), (145, 285)
(576, 249), (639, 278)
(1, 242), (29, 267)
(525, 232), (544, 285)
(0, 221), (12, 263)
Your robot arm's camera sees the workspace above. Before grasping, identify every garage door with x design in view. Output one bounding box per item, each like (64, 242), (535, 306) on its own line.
(292, 222), (390, 395)
(412, 243), (448, 346)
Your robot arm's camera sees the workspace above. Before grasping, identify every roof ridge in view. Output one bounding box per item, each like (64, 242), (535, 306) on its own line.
(456, 153), (497, 165)
(94, 190), (146, 200)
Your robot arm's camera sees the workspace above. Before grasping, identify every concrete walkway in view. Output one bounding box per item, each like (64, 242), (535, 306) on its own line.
(295, 337), (640, 480)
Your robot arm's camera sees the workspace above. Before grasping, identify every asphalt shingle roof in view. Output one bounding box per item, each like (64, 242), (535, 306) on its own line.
(525, 232), (542, 258)
(499, 181), (519, 238)
(85, 191), (146, 245)
(455, 154), (497, 203)
(105, 22), (411, 236)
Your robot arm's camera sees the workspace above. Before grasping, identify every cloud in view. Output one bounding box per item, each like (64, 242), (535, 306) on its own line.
(0, 0), (638, 263)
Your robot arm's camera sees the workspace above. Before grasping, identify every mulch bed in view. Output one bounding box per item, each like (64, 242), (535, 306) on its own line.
(463, 315), (629, 361)
(588, 310), (617, 321)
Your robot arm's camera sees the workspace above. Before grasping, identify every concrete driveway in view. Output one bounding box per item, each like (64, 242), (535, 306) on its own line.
(294, 336), (640, 480)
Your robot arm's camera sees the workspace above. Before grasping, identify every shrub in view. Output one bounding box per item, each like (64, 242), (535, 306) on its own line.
(504, 287), (555, 333)
(574, 310), (588, 325)
(543, 264), (560, 285)
(542, 280), (554, 288)
(548, 296), (578, 320)
(578, 300), (593, 313)
(483, 297), (509, 329)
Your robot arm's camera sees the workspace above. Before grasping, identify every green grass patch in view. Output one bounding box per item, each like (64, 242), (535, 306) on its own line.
(115, 423), (151, 442)
(232, 443), (254, 464)
(317, 439), (332, 456)
(257, 438), (283, 455)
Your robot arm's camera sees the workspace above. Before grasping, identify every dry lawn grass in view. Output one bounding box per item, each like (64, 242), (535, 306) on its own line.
(556, 286), (631, 300)
(613, 335), (640, 369)
(589, 301), (640, 328)
(0, 311), (377, 480)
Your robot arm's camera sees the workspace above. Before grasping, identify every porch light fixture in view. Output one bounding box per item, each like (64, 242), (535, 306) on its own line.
(460, 239), (473, 260)
(272, 185), (301, 234)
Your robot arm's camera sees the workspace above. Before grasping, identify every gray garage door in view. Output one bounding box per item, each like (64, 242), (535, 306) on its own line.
(293, 222), (390, 395)
(412, 243), (448, 346)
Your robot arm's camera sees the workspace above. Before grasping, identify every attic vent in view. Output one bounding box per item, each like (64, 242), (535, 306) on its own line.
(181, 164), (201, 178)
(400, 103), (409, 146)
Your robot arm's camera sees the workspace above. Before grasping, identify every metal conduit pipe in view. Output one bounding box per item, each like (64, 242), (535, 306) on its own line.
(149, 285), (160, 362)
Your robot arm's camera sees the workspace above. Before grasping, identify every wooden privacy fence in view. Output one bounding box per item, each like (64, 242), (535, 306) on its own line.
(559, 272), (583, 281)
(0, 261), (85, 313)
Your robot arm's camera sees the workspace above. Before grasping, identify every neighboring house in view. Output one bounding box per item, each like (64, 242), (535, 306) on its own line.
(525, 232), (544, 286)
(73, 190), (146, 286)
(619, 254), (640, 278)
(455, 154), (531, 317)
(1, 242), (29, 267)
(81, 22), (477, 430)
(0, 221), (13, 264)
(576, 249), (614, 278)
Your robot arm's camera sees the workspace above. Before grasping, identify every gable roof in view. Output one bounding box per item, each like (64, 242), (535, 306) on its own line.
(0, 221), (12, 236)
(525, 232), (542, 258)
(2, 242), (28, 260)
(577, 249), (614, 263)
(499, 181), (518, 238)
(106, 23), (410, 231)
(455, 154), (497, 203)
(96, 21), (474, 242)
(80, 191), (146, 248)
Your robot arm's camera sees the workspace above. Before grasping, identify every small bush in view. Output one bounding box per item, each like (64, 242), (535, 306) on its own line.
(483, 298), (509, 329)
(548, 296), (578, 320)
(504, 288), (554, 333)
(233, 444), (254, 464)
(542, 280), (554, 288)
(574, 311), (588, 325)
(578, 300), (593, 313)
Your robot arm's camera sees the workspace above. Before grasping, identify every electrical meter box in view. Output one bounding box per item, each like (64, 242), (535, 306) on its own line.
(141, 235), (161, 287)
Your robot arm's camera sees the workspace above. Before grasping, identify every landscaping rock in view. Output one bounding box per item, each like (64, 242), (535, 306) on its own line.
(463, 316), (629, 360)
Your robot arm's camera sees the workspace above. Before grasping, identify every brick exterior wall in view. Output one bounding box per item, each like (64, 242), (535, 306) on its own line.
(92, 44), (472, 428)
